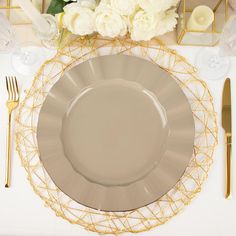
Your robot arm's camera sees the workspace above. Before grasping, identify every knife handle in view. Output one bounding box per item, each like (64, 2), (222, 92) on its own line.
(225, 134), (232, 199)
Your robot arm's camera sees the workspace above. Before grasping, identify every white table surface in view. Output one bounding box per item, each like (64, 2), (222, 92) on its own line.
(1, 41), (236, 236)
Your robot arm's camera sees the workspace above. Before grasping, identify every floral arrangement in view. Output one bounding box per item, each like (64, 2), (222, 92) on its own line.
(47, 0), (179, 41)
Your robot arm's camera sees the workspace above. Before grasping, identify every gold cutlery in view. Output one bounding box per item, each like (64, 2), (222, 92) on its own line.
(222, 78), (232, 199)
(5, 76), (19, 188)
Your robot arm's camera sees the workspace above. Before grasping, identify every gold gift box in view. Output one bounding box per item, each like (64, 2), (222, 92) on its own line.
(0, 0), (48, 25)
(177, 0), (229, 46)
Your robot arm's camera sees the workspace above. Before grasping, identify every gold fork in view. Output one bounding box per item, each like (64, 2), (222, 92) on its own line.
(5, 76), (19, 188)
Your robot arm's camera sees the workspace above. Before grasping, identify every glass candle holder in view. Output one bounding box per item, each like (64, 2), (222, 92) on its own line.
(0, 0), (46, 25)
(32, 13), (59, 49)
(177, 0), (229, 46)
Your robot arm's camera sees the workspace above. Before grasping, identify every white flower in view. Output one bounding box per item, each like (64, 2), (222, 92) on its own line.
(99, 0), (110, 4)
(63, 3), (95, 35)
(130, 10), (160, 41)
(95, 3), (127, 37)
(60, 0), (178, 40)
(156, 9), (178, 36)
(110, 0), (138, 16)
(77, 0), (97, 10)
(138, 0), (180, 13)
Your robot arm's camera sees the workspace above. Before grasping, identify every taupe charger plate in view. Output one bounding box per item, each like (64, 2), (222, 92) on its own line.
(37, 55), (195, 212)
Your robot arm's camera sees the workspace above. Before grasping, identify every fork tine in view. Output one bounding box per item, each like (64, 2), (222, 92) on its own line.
(6, 76), (12, 101)
(11, 76), (16, 101)
(13, 76), (19, 100)
(5, 76), (10, 99)
(6, 76), (19, 101)
(9, 76), (15, 101)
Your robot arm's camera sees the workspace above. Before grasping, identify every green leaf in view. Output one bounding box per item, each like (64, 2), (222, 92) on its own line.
(47, 0), (66, 16)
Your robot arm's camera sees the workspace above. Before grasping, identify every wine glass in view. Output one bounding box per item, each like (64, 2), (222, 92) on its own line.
(219, 15), (236, 57)
(11, 14), (58, 76)
(195, 15), (236, 81)
(11, 41), (48, 76)
(0, 13), (16, 53)
(195, 47), (231, 81)
(0, 13), (57, 76)
(32, 14), (59, 49)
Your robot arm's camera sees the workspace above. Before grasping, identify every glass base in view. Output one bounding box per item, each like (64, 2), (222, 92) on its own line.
(11, 44), (47, 76)
(195, 48), (231, 81)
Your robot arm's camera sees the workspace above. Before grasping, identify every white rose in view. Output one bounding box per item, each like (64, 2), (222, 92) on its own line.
(99, 0), (110, 4)
(110, 0), (138, 16)
(156, 9), (178, 36)
(63, 3), (95, 35)
(77, 0), (97, 10)
(130, 10), (160, 41)
(138, 0), (180, 13)
(95, 3), (127, 37)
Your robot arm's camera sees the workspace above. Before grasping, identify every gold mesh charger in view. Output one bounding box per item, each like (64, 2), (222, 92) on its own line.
(16, 37), (218, 235)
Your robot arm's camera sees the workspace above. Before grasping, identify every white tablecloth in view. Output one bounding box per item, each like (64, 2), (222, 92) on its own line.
(0, 44), (236, 236)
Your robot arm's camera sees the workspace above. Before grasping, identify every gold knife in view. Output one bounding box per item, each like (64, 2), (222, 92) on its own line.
(222, 78), (232, 199)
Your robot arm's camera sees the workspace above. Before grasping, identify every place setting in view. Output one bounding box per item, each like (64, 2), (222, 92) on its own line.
(0, 0), (235, 235)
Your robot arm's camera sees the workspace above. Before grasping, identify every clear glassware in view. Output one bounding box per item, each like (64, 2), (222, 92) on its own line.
(195, 15), (236, 81)
(13, 14), (58, 76)
(0, 13), (16, 53)
(219, 15), (236, 57)
(32, 14), (59, 49)
(11, 42), (48, 76)
(0, 13), (57, 76)
(195, 47), (231, 81)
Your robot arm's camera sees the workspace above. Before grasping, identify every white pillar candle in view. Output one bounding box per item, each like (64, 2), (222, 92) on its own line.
(187, 5), (214, 31)
(17, 0), (50, 32)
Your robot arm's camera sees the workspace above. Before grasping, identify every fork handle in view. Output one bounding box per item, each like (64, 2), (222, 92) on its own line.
(225, 134), (232, 199)
(5, 112), (12, 188)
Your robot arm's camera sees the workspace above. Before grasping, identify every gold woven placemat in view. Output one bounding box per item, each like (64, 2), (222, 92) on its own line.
(16, 36), (218, 235)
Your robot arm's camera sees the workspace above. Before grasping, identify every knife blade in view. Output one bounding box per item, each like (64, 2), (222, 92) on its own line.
(222, 78), (232, 199)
